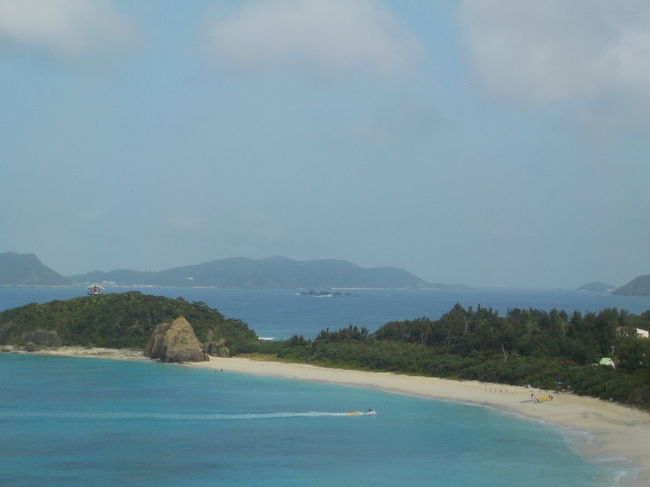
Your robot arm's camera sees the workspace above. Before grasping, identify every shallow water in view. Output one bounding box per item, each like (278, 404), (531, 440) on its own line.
(0, 287), (645, 485)
(0, 354), (624, 487)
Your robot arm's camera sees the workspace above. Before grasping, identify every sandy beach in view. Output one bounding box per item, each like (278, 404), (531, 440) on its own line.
(2, 345), (148, 361)
(190, 356), (650, 486)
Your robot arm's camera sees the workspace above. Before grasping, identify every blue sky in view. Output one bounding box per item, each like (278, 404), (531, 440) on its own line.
(1, 0), (649, 287)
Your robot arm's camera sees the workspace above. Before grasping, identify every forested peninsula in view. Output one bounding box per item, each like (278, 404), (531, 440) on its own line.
(1, 293), (649, 409)
(256, 305), (650, 409)
(0, 292), (258, 355)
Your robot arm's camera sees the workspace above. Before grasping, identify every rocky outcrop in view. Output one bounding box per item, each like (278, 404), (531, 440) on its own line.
(21, 329), (62, 348)
(203, 339), (229, 358)
(145, 316), (207, 362)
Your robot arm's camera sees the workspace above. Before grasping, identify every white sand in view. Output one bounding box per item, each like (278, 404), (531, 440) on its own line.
(190, 356), (650, 486)
(7, 345), (147, 361)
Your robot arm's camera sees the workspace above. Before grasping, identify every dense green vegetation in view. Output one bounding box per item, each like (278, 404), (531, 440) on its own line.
(256, 305), (650, 409)
(0, 291), (257, 353)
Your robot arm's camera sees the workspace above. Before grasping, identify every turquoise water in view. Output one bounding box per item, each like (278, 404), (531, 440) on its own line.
(0, 288), (645, 485)
(0, 354), (623, 487)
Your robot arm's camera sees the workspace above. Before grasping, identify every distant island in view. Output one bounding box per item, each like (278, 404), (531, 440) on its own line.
(0, 252), (68, 286)
(613, 275), (650, 296)
(577, 281), (616, 293)
(70, 256), (433, 289)
(0, 252), (445, 289)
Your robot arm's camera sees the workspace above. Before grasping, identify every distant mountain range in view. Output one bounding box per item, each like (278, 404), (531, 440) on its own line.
(0, 252), (69, 286)
(71, 256), (431, 289)
(612, 275), (650, 296)
(576, 281), (616, 293)
(576, 275), (650, 296)
(0, 252), (439, 289)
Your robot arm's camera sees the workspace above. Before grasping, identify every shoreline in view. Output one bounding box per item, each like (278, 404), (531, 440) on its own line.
(189, 356), (650, 487)
(1, 345), (147, 361)
(6, 347), (649, 486)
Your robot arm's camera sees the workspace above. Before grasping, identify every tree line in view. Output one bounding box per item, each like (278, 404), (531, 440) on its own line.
(256, 305), (650, 409)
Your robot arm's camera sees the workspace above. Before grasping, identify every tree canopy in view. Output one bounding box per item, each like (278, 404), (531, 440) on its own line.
(0, 291), (258, 353)
(257, 305), (650, 409)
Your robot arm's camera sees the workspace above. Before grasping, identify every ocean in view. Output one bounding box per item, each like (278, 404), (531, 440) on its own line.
(1, 287), (647, 486)
(1, 286), (650, 339)
(0, 354), (624, 487)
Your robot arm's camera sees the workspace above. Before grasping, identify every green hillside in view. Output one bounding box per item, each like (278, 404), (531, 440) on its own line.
(0, 291), (257, 353)
(0, 252), (69, 286)
(613, 275), (650, 296)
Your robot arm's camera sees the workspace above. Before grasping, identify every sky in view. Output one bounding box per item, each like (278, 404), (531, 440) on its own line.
(1, 0), (649, 288)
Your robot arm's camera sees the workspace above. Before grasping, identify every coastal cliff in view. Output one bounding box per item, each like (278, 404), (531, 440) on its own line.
(145, 317), (207, 362)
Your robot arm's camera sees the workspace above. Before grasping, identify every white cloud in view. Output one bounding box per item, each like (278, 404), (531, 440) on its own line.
(207, 0), (420, 76)
(0, 0), (132, 56)
(460, 0), (650, 104)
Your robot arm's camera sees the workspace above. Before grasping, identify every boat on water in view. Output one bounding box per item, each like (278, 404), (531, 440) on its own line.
(347, 409), (377, 416)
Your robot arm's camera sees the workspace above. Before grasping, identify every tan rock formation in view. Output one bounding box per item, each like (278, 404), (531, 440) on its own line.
(203, 339), (230, 357)
(145, 316), (207, 362)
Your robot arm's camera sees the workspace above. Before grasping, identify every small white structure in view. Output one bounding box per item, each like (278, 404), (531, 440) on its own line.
(616, 326), (649, 339)
(598, 357), (615, 368)
(87, 284), (104, 296)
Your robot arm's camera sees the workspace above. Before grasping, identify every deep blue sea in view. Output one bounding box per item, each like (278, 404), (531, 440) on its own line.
(1, 286), (649, 339)
(1, 287), (647, 486)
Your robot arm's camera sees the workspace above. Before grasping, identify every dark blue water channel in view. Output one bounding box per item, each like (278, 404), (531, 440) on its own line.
(1, 286), (649, 339)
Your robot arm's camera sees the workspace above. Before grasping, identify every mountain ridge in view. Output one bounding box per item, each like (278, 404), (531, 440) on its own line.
(577, 281), (616, 292)
(70, 256), (431, 289)
(0, 252), (69, 286)
(613, 275), (650, 296)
